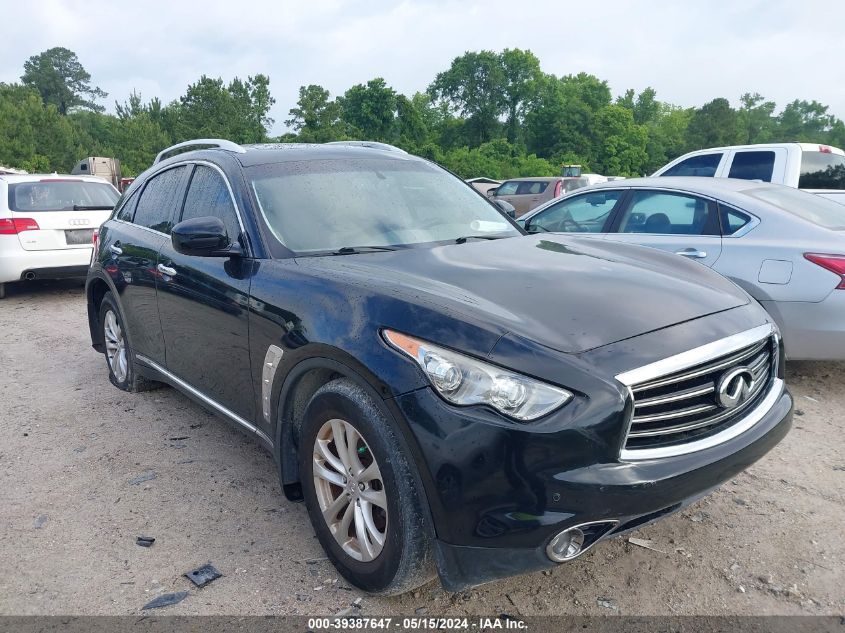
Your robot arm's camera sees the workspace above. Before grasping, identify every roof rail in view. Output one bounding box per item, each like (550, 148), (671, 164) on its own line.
(154, 139), (246, 164)
(326, 140), (407, 154)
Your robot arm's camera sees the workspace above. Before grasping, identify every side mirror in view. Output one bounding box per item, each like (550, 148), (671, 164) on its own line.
(486, 187), (498, 197)
(171, 216), (241, 257)
(493, 199), (516, 219)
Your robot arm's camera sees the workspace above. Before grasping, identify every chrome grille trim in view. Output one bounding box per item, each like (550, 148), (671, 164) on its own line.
(616, 323), (780, 460)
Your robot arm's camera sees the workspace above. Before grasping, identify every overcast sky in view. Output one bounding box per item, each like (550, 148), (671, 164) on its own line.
(2, 0), (844, 135)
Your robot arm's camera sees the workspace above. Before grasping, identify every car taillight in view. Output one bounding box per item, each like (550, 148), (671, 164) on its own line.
(92, 228), (99, 249)
(0, 218), (40, 234)
(804, 253), (845, 289)
(554, 180), (562, 197)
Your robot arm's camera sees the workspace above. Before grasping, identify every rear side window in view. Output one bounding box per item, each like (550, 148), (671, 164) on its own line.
(181, 166), (241, 243)
(115, 191), (139, 222)
(719, 203), (753, 235)
(661, 153), (722, 177)
(8, 180), (118, 211)
(133, 166), (186, 234)
(516, 181), (549, 195)
(728, 151), (775, 182)
(799, 151), (845, 190)
(618, 191), (717, 235)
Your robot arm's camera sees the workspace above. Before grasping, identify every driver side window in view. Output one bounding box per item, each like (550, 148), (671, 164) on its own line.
(527, 190), (623, 233)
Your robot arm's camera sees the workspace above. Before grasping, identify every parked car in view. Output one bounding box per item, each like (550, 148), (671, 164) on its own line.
(465, 176), (501, 196)
(653, 143), (845, 204)
(86, 139), (791, 594)
(487, 177), (563, 217)
(0, 174), (120, 298)
(519, 177), (845, 360)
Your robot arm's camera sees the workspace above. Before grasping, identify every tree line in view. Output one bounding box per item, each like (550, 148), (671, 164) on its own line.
(2, 46), (845, 179)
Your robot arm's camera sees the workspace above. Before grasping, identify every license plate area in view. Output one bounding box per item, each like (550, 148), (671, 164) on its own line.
(65, 229), (94, 245)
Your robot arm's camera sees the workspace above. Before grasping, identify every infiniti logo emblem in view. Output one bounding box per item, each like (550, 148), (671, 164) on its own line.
(716, 366), (756, 409)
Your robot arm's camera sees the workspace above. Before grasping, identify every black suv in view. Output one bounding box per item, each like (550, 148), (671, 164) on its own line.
(86, 139), (792, 594)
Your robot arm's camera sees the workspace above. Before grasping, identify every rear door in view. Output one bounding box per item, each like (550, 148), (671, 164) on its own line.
(724, 148), (787, 183)
(7, 178), (118, 251)
(104, 165), (189, 366)
(605, 188), (723, 267)
(155, 163), (256, 422)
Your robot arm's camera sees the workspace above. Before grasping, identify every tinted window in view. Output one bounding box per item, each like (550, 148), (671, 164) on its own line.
(798, 151), (845, 190)
(719, 203), (753, 235)
(249, 159), (518, 253)
(497, 181), (519, 195)
(8, 180), (118, 212)
(728, 151), (775, 182)
(661, 153), (722, 177)
(744, 186), (845, 230)
(618, 191), (717, 235)
(529, 190), (623, 233)
(115, 190), (139, 222)
(133, 166), (185, 234)
(516, 181), (549, 195)
(181, 166), (241, 243)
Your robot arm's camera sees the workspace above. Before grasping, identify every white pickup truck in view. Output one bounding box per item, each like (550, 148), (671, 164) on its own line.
(652, 143), (845, 204)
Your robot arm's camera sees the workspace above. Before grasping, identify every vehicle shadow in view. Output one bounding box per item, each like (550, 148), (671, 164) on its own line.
(1, 278), (86, 301)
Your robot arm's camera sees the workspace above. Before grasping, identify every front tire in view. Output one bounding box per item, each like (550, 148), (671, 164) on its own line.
(98, 291), (161, 392)
(299, 378), (434, 595)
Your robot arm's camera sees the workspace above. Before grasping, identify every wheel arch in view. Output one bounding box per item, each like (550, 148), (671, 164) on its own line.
(86, 273), (119, 352)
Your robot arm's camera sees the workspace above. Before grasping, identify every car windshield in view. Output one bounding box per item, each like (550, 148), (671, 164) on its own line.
(248, 158), (519, 253)
(744, 185), (845, 230)
(8, 180), (119, 211)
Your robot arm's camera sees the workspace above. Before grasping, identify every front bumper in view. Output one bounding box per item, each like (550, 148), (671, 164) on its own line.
(393, 381), (792, 591)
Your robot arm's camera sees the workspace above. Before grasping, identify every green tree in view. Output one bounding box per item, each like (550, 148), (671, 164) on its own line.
(591, 105), (648, 176)
(21, 47), (107, 115)
(428, 50), (505, 145)
(285, 84), (344, 142)
(499, 48), (542, 143)
(737, 92), (776, 144)
(340, 78), (398, 141)
(685, 98), (741, 150)
(776, 99), (838, 142)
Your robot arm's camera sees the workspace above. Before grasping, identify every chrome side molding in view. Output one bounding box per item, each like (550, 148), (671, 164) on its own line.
(262, 345), (284, 425)
(135, 354), (272, 446)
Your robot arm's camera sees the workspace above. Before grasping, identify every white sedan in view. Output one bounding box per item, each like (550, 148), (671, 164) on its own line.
(0, 174), (119, 298)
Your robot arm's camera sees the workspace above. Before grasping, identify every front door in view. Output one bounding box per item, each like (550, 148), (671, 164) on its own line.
(155, 163), (256, 422)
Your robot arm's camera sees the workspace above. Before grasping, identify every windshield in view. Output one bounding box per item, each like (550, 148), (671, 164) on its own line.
(744, 185), (845, 230)
(8, 180), (119, 211)
(248, 158), (518, 253)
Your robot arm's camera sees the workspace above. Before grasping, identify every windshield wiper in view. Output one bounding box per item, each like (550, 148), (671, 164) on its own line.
(332, 245), (399, 255)
(73, 205), (114, 211)
(454, 235), (509, 244)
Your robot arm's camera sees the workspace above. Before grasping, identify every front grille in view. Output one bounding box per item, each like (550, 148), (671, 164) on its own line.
(624, 336), (775, 451)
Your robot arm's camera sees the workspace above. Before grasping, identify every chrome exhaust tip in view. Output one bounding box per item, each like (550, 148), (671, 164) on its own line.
(546, 520), (619, 562)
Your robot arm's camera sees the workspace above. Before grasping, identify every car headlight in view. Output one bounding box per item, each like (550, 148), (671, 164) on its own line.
(383, 329), (573, 421)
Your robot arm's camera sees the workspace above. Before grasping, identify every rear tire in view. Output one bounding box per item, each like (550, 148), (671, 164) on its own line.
(98, 292), (161, 393)
(299, 378), (435, 595)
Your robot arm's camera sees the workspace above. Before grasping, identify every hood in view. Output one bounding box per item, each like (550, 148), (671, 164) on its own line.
(296, 235), (749, 354)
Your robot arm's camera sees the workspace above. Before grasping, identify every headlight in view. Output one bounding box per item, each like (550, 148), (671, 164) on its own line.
(383, 329), (573, 421)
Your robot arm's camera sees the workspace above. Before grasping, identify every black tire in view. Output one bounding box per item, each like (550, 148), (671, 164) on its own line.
(98, 291), (161, 393)
(299, 378), (435, 595)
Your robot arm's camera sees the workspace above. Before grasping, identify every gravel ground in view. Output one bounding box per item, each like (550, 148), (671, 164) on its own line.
(1, 280), (843, 616)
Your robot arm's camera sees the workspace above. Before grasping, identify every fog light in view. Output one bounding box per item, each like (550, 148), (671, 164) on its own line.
(546, 527), (585, 562)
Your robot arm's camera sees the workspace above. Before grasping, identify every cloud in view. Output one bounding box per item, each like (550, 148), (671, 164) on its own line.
(2, 0), (844, 135)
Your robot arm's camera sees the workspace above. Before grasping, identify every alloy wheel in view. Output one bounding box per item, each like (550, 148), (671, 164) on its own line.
(312, 418), (388, 562)
(103, 310), (128, 383)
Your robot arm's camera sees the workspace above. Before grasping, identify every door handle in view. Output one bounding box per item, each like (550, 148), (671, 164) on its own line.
(109, 244), (123, 256)
(157, 263), (177, 277)
(675, 248), (707, 259)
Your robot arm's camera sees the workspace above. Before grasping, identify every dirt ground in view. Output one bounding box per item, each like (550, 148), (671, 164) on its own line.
(1, 280), (843, 616)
